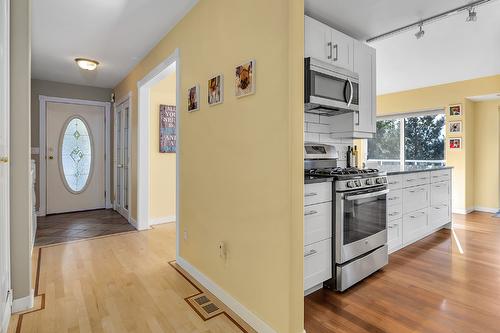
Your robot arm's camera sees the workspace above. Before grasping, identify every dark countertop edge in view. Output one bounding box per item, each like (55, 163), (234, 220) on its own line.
(304, 177), (334, 184)
(384, 166), (454, 176)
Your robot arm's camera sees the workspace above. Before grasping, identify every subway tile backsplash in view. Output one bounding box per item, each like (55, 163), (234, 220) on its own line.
(304, 114), (353, 166)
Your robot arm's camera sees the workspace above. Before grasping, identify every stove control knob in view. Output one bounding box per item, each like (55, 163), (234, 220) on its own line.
(366, 179), (373, 185)
(376, 178), (383, 184)
(347, 181), (354, 188)
(355, 180), (362, 187)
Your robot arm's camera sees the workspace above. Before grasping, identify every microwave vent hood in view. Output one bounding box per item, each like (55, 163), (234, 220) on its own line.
(304, 103), (352, 117)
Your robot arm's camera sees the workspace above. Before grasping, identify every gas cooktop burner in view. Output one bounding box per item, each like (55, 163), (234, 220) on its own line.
(305, 167), (380, 177)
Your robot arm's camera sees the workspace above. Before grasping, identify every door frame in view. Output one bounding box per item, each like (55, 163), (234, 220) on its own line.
(38, 95), (112, 216)
(113, 92), (132, 222)
(136, 49), (180, 254)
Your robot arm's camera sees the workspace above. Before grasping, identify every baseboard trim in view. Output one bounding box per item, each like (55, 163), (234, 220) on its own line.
(474, 207), (498, 213)
(177, 256), (276, 333)
(129, 217), (138, 229)
(12, 289), (34, 313)
(1, 290), (12, 333)
(453, 208), (474, 214)
(149, 215), (176, 226)
(304, 283), (323, 296)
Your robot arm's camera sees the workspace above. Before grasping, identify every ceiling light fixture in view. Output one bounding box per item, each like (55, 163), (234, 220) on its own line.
(75, 58), (99, 71)
(466, 6), (477, 22)
(366, 0), (492, 43)
(415, 23), (425, 39)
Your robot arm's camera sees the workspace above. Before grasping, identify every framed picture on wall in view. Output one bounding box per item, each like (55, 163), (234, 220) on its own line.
(235, 59), (255, 98)
(159, 104), (176, 153)
(449, 121), (462, 134)
(449, 137), (462, 150)
(448, 104), (462, 117)
(208, 74), (223, 106)
(187, 85), (200, 112)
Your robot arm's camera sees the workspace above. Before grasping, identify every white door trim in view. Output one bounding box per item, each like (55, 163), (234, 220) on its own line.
(38, 95), (111, 216)
(136, 49), (180, 261)
(113, 92), (132, 223)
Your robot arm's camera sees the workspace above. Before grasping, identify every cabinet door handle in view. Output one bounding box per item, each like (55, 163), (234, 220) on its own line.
(333, 44), (338, 61)
(406, 179), (416, 182)
(304, 192), (318, 197)
(419, 177), (428, 180)
(327, 42), (332, 59)
(389, 212), (399, 217)
(388, 196), (399, 201)
(410, 212), (426, 219)
(388, 224), (396, 229)
(304, 249), (318, 258)
(304, 210), (318, 216)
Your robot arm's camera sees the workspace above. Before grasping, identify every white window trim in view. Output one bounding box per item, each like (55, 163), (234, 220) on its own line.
(367, 109), (446, 167)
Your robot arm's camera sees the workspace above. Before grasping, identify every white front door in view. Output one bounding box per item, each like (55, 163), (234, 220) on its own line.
(46, 102), (106, 214)
(114, 99), (130, 219)
(0, 0), (10, 326)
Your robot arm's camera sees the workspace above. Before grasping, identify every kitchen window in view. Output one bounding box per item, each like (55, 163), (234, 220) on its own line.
(367, 110), (445, 167)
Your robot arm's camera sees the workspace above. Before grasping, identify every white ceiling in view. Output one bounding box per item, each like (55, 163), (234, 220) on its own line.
(305, 0), (500, 95)
(32, 0), (198, 88)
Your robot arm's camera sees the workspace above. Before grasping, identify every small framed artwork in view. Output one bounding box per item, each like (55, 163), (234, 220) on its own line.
(159, 105), (176, 153)
(235, 59), (255, 98)
(208, 74), (223, 106)
(449, 138), (462, 150)
(448, 104), (462, 117)
(187, 85), (200, 112)
(449, 121), (462, 134)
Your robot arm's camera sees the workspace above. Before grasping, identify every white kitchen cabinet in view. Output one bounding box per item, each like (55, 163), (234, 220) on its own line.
(403, 172), (430, 188)
(304, 202), (332, 246)
(304, 238), (332, 291)
(304, 182), (332, 206)
(305, 16), (353, 71)
(402, 209), (428, 245)
(429, 204), (450, 229)
(387, 219), (403, 252)
(403, 184), (430, 214)
(387, 174), (403, 190)
(388, 204), (403, 221)
(431, 181), (450, 206)
(387, 189), (402, 207)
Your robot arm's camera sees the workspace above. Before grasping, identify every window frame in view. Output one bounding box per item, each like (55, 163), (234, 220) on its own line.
(367, 109), (446, 167)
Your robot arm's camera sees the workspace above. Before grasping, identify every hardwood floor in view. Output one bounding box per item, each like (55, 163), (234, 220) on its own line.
(304, 212), (500, 333)
(35, 209), (136, 246)
(10, 223), (254, 333)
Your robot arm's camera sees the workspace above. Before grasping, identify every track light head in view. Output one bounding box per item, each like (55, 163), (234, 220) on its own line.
(415, 23), (425, 39)
(466, 7), (477, 22)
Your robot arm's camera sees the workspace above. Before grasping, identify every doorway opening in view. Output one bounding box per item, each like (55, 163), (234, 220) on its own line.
(137, 49), (180, 257)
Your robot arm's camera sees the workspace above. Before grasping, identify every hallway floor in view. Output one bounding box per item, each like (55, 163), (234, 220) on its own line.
(35, 209), (136, 246)
(10, 223), (254, 333)
(304, 212), (500, 333)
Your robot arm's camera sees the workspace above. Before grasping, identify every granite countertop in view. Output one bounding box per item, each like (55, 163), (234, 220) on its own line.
(377, 165), (453, 175)
(304, 176), (334, 184)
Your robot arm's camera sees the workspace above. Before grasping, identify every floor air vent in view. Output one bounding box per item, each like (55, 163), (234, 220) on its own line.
(186, 292), (224, 319)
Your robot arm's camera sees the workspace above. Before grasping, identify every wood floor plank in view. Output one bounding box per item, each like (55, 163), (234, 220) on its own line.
(304, 212), (500, 333)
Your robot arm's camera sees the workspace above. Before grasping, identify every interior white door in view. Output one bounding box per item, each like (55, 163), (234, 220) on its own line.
(114, 100), (130, 218)
(0, 0), (10, 326)
(46, 102), (105, 214)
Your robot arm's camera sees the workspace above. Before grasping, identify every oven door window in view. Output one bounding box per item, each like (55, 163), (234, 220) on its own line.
(343, 191), (386, 245)
(311, 70), (347, 103)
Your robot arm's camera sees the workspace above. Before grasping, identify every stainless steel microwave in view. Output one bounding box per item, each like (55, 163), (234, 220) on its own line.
(304, 57), (359, 116)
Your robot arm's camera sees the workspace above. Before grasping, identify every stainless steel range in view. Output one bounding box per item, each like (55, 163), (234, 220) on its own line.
(305, 157), (389, 291)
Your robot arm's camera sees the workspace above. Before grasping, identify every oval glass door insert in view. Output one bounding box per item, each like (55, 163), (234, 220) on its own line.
(60, 117), (93, 193)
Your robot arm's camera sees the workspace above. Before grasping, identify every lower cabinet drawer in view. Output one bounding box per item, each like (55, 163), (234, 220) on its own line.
(403, 185), (429, 214)
(431, 169), (451, 183)
(304, 182), (332, 206)
(431, 181), (450, 206)
(387, 175), (403, 190)
(387, 204), (403, 221)
(304, 202), (332, 246)
(387, 218), (403, 253)
(304, 238), (332, 291)
(402, 209), (428, 245)
(387, 189), (402, 207)
(429, 204), (450, 229)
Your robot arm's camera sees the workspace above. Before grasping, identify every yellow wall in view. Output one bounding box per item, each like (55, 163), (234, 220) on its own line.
(375, 74), (500, 212)
(113, 1), (304, 332)
(473, 100), (500, 209)
(149, 73), (176, 220)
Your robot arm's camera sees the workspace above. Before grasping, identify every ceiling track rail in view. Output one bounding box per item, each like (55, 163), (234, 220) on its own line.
(366, 0), (497, 43)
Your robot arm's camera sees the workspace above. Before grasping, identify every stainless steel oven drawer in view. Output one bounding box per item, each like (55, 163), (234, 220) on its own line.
(336, 244), (388, 292)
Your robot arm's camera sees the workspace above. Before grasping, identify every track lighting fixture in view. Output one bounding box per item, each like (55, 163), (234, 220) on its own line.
(414, 23), (425, 39)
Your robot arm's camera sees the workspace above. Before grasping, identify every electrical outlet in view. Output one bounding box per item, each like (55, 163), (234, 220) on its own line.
(184, 230), (188, 240)
(340, 145), (349, 160)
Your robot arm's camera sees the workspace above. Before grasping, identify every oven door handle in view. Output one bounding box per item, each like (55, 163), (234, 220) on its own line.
(345, 189), (390, 201)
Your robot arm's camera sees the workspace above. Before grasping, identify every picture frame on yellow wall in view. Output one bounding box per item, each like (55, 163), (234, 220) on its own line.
(449, 137), (462, 150)
(449, 121), (462, 134)
(187, 85), (200, 112)
(448, 104), (462, 117)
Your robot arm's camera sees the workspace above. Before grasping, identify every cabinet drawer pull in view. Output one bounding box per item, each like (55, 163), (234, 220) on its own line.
(388, 224), (396, 229)
(388, 196), (399, 201)
(406, 179), (416, 182)
(434, 184), (442, 188)
(419, 177), (428, 180)
(389, 212), (399, 217)
(389, 181), (399, 185)
(304, 192), (318, 197)
(433, 206), (442, 210)
(409, 188), (425, 193)
(409, 212), (426, 219)
(304, 249), (318, 258)
(304, 210), (318, 216)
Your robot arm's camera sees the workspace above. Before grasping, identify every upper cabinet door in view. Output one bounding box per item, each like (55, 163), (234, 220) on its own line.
(331, 30), (354, 72)
(353, 41), (376, 134)
(304, 16), (332, 63)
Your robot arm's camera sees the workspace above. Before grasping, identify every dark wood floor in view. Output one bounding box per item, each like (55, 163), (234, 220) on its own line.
(35, 209), (136, 246)
(304, 212), (500, 333)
